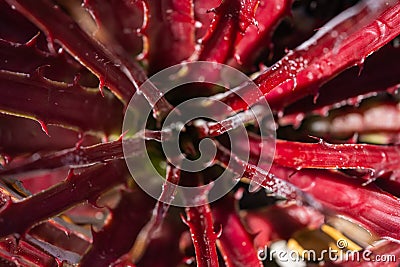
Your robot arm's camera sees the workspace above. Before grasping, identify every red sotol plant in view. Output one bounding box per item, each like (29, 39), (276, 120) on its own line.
(1, 0), (400, 266)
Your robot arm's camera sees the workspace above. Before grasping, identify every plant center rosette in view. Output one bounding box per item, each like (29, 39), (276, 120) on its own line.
(0, 0), (400, 266)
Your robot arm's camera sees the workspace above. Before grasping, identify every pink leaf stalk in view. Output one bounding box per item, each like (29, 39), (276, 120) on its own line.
(183, 203), (219, 267)
(0, 161), (126, 237)
(232, 0), (292, 68)
(193, 0), (221, 40)
(0, 237), (57, 266)
(0, 38), (96, 85)
(5, 0), (138, 103)
(83, 0), (145, 57)
(6, 0), (173, 120)
(197, 0), (260, 63)
(145, 0), (196, 74)
(247, 134), (400, 172)
(0, 114), (100, 155)
(81, 189), (154, 267)
(269, 165), (400, 241)
(129, 164), (181, 262)
(0, 70), (122, 135)
(216, 0), (400, 113)
(283, 43), (400, 120)
(215, 142), (301, 200)
(212, 195), (262, 267)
